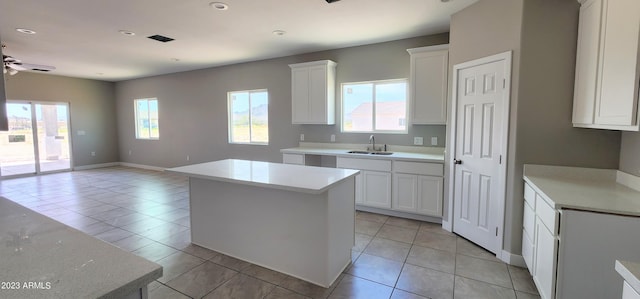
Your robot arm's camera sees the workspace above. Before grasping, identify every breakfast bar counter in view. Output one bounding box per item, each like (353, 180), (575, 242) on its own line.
(166, 159), (359, 287)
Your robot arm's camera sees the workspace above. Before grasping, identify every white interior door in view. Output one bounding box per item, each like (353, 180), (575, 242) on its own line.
(451, 52), (511, 256)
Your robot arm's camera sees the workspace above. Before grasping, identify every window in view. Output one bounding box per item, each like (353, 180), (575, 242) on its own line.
(341, 79), (408, 133)
(135, 98), (159, 139)
(228, 89), (269, 144)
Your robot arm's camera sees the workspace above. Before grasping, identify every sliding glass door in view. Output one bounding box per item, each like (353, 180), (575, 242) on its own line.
(0, 101), (72, 177)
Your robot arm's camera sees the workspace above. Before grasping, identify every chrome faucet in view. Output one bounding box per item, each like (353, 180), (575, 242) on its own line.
(369, 135), (375, 152)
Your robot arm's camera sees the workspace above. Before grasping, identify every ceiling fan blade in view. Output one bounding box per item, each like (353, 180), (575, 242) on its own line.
(9, 62), (56, 72)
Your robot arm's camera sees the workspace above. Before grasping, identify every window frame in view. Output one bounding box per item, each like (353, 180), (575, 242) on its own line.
(340, 78), (409, 134)
(134, 98), (159, 140)
(227, 89), (269, 145)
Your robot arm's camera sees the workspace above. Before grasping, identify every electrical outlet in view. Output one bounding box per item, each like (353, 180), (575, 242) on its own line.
(413, 137), (424, 145)
(186, 155), (190, 161)
(330, 134), (336, 142)
(77, 130), (86, 136)
(91, 151), (96, 156)
(128, 150), (132, 156)
(431, 137), (438, 146)
(300, 134), (305, 141)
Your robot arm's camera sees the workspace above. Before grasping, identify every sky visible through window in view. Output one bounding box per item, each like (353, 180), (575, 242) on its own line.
(5, 103), (68, 121)
(343, 80), (407, 132)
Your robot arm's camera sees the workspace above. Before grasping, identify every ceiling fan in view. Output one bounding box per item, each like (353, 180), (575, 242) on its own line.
(2, 45), (56, 76)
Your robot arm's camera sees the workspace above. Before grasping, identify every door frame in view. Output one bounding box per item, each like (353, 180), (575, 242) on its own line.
(0, 100), (74, 178)
(445, 51), (512, 260)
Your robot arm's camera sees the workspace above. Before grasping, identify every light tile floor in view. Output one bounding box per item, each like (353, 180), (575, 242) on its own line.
(0, 167), (540, 299)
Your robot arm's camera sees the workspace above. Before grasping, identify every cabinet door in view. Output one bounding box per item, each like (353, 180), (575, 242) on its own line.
(409, 46), (449, 124)
(362, 170), (392, 208)
(417, 175), (443, 216)
(573, 0), (603, 125)
(291, 67), (310, 123)
(283, 153), (305, 165)
(308, 65), (328, 123)
(392, 173), (418, 212)
(354, 171), (364, 205)
(534, 218), (557, 299)
(595, 0), (640, 126)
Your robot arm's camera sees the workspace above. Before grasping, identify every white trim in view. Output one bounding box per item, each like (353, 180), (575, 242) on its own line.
(119, 162), (165, 172)
(73, 162), (120, 171)
(501, 250), (527, 267)
(447, 51), (513, 258)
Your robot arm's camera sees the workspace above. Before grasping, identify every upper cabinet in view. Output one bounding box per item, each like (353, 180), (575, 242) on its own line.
(289, 60), (337, 125)
(573, 0), (640, 131)
(407, 45), (449, 125)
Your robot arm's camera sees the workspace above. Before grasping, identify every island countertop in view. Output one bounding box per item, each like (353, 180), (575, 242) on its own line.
(0, 197), (162, 299)
(166, 159), (360, 195)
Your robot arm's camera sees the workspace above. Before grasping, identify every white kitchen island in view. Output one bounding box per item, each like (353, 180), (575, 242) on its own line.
(166, 159), (359, 287)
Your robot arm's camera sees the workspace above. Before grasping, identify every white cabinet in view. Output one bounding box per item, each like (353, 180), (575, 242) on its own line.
(573, 0), (640, 131)
(362, 171), (392, 208)
(392, 161), (443, 217)
(337, 157), (392, 209)
(289, 60), (337, 125)
(521, 182), (558, 299)
(623, 281), (640, 299)
(283, 153), (305, 165)
(407, 45), (449, 125)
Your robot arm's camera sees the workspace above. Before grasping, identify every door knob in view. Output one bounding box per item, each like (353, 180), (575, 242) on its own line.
(453, 159), (462, 165)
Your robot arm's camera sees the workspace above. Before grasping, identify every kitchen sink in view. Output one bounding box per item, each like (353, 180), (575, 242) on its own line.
(346, 150), (393, 155)
(347, 150), (371, 154)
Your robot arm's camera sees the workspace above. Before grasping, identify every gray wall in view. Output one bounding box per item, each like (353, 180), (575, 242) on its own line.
(115, 34), (449, 168)
(620, 132), (640, 175)
(4, 72), (119, 167)
(450, 0), (621, 255)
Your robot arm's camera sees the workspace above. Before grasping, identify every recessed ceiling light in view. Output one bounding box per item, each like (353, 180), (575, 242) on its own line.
(16, 28), (36, 35)
(171, 58), (180, 62)
(272, 30), (286, 36)
(210, 2), (229, 10)
(96, 72), (104, 75)
(119, 30), (136, 36)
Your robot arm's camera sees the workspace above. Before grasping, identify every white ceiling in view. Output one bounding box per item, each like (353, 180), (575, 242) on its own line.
(0, 0), (476, 82)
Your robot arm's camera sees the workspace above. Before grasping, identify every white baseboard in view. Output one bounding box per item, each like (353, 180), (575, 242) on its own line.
(119, 162), (165, 172)
(500, 250), (526, 267)
(73, 162), (120, 171)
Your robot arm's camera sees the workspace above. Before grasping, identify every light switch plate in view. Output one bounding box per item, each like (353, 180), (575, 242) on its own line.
(431, 137), (438, 146)
(413, 137), (424, 145)
(330, 134), (336, 142)
(300, 134), (305, 141)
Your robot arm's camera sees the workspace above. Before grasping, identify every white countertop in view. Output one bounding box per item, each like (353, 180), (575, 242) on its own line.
(0, 197), (162, 299)
(616, 260), (640, 293)
(166, 159), (360, 194)
(281, 144), (445, 163)
(523, 165), (640, 216)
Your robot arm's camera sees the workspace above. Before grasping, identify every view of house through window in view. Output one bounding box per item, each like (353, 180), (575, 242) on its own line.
(134, 98), (159, 140)
(342, 79), (407, 133)
(228, 89), (269, 144)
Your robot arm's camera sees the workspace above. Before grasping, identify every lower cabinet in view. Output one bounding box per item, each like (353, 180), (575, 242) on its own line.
(362, 171), (392, 208)
(392, 173), (443, 216)
(522, 182), (558, 299)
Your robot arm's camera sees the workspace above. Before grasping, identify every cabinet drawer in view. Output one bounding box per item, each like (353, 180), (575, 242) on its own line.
(337, 157), (391, 172)
(283, 153), (304, 165)
(536, 194), (557, 234)
(524, 182), (535, 206)
(523, 200), (535, 241)
(393, 161), (443, 176)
